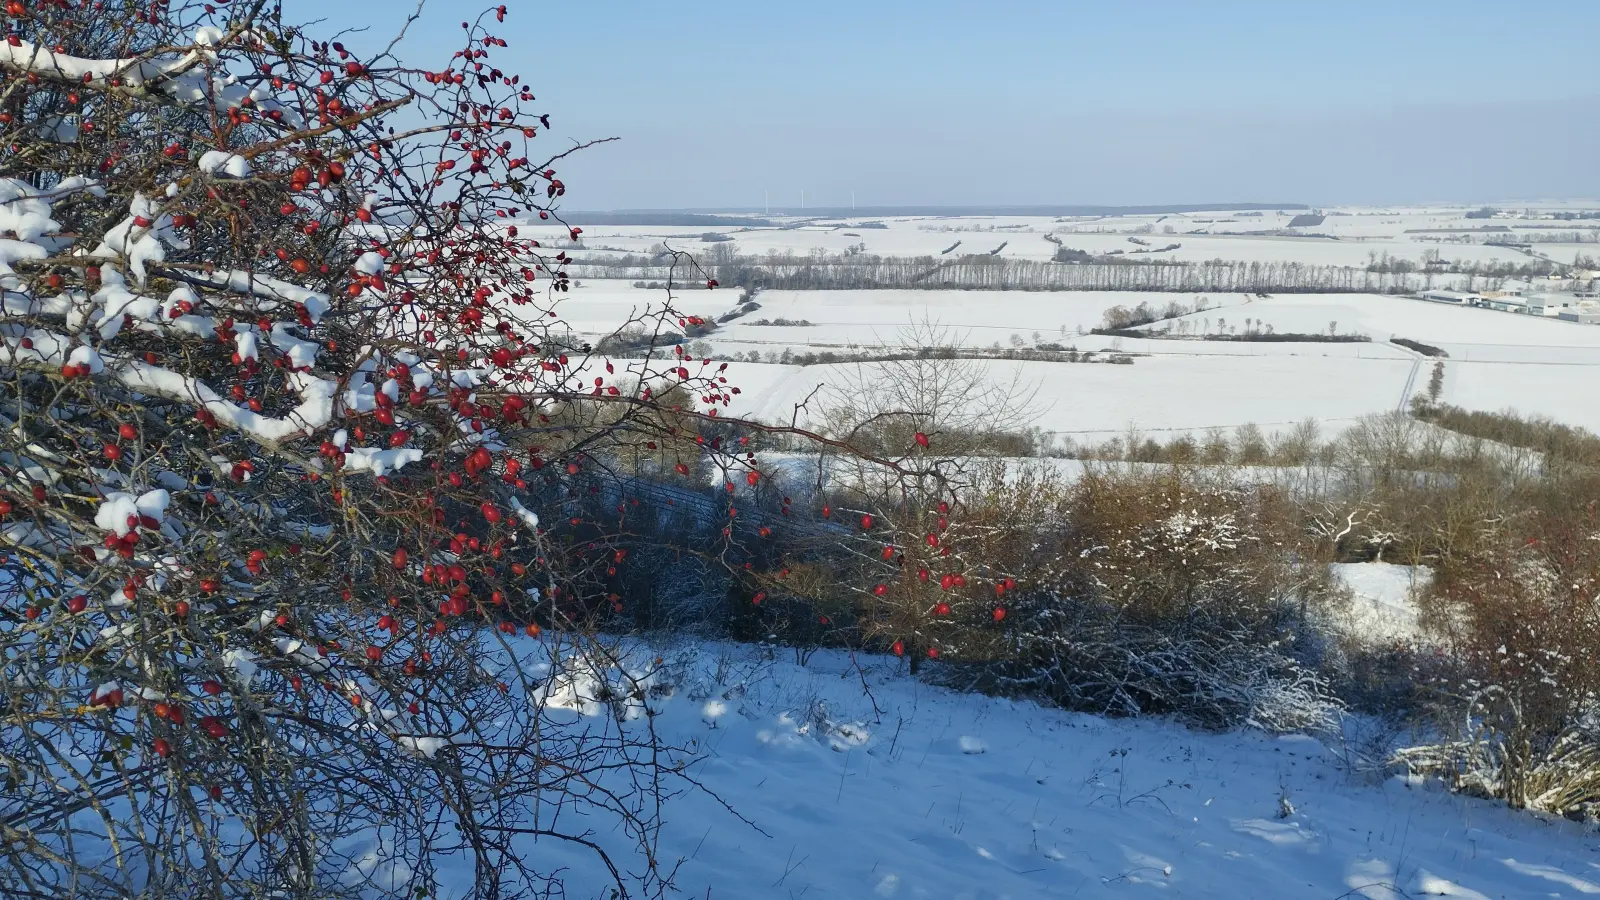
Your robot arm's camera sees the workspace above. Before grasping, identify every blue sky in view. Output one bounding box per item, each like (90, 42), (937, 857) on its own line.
(280, 0), (1600, 209)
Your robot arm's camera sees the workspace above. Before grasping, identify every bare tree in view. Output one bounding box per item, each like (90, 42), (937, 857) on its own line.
(819, 317), (1042, 458)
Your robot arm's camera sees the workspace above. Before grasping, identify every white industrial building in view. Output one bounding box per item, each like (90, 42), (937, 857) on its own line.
(1412, 289), (1596, 322)
(1479, 296), (1527, 312)
(1418, 289), (1478, 305)
(1525, 294), (1575, 316)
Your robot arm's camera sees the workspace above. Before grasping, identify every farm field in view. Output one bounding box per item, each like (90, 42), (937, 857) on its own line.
(545, 274), (1600, 441)
(559, 204), (1598, 272)
(1444, 361), (1600, 431)
(716, 355), (1417, 441)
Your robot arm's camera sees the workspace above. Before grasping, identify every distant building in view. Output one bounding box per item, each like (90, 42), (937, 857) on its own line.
(1558, 308), (1600, 324)
(1482, 296), (1528, 313)
(1526, 293), (1576, 316)
(1418, 289), (1476, 305)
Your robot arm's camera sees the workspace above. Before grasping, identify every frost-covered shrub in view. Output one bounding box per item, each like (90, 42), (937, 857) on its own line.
(981, 591), (1339, 732)
(955, 467), (1340, 732)
(1398, 499), (1600, 813)
(1394, 699), (1600, 818)
(750, 461), (1341, 733)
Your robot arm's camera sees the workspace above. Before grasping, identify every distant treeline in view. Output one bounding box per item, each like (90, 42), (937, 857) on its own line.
(1390, 338), (1447, 357)
(719, 344), (1136, 367)
(560, 213), (777, 227)
(1412, 403), (1600, 471)
(553, 203), (1308, 223)
(1365, 251), (1577, 279)
(1092, 328), (1370, 344)
(571, 248), (1448, 294)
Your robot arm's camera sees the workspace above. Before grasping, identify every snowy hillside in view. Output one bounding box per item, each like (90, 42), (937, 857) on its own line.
(9, 1), (1599, 896)
(416, 641), (1600, 899)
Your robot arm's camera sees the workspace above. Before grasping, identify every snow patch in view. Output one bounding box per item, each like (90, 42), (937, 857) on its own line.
(1330, 561), (1433, 642)
(93, 489), (167, 536)
(508, 496), (540, 531)
(198, 151), (252, 178)
(344, 447), (423, 478)
(221, 647), (259, 688)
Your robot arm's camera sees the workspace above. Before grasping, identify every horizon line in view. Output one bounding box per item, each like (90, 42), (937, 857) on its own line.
(564, 202), (1311, 217)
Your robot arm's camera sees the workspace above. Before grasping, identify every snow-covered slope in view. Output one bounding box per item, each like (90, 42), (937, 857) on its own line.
(418, 641), (1600, 899)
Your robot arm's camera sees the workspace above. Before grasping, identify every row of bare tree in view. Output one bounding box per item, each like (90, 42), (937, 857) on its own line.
(575, 248), (1454, 293)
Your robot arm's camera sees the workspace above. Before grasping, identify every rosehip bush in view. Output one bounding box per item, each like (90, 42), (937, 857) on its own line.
(0, 2), (927, 897)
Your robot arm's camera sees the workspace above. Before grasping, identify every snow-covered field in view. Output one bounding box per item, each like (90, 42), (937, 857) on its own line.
(718, 355), (1416, 440)
(1444, 361), (1600, 431)
(424, 640), (1600, 899)
(1157, 293), (1600, 431)
(545, 278), (1600, 440)
(564, 205), (1599, 271)
(1160, 294), (1600, 355)
(713, 288), (1122, 345)
(535, 203), (1600, 441)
